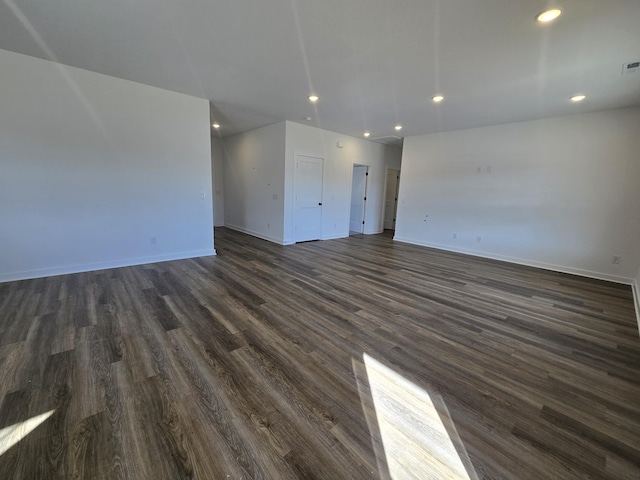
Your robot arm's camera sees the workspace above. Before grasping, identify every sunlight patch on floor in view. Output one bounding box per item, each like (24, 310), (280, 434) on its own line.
(0, 410), (55, 456)
(362, 353), (477, 480)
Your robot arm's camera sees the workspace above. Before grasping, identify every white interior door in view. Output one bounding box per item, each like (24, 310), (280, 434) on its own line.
(294, 154), (324, 242)
(350, 165), (368, 233)
(384, 169), (400, 230)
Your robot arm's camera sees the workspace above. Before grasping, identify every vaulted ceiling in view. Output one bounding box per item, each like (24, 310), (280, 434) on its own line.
(1, 0), (639, 143)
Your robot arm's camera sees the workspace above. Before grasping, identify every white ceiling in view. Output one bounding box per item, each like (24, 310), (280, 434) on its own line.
(1, 0), (639, 143)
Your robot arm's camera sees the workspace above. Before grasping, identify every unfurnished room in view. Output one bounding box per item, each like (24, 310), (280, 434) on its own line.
(1, 1), (640, 479)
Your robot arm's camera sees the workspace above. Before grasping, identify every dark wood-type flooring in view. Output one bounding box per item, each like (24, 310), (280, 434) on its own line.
(1, 228), (639, 479)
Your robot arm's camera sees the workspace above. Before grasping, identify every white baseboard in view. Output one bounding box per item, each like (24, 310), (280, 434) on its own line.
(224, 224), (285, 245)
(322, 233), (348, 241)
(226, 224), (351, 245)
(633, 280), (640, 336)
(392, 236), (633, 285)
(0, 248), (216, 283)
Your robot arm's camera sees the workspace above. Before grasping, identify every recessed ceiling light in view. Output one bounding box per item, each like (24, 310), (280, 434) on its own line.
(364, 132), (370, 137)
(432, 95), (444, 103)
(394, 125), (402, 131)
(537, 9), (562, 23)
(308, 95), (319, 103)
(212, 123), (220, 129)
(570, 95), (586, 102)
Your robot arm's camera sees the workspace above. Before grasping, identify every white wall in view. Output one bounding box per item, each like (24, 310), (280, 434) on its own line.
(284, 121), (402, 244)
(211, 136), (225, 227)
(396, 107), (640, 283)
(0, 49), (214, 282)
(223, 122), (286, 243)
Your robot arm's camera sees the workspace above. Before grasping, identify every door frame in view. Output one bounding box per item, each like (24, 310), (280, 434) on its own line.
(349, 163), (370, 234)
(381, 166), (400, 230)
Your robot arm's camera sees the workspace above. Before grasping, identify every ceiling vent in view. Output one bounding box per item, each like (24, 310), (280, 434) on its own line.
(622, 61), (639, 75)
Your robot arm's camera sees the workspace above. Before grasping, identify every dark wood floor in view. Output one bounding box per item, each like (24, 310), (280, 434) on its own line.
(1, 228), (639, 479)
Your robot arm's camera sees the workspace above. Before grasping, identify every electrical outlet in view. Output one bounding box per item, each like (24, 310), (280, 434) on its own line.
(151, 237), (157, 245)
(476, 236), (482, 243)
(612, 255), (621, 264)
(476, 166), (482, 173)
(452, 232), (457, 239)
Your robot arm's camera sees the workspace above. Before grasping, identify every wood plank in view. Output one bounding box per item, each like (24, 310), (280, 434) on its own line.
(0, 227), (638, 478)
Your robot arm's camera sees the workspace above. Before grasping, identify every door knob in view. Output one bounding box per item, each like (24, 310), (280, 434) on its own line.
(318, 202), (322, 206)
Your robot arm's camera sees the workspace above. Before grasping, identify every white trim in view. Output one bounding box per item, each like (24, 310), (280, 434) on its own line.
(632, 280), (640, 335)
(227, 226), (347, 243)
(225, 224), (285, 245)
(322, 233), (348, 241)
(0, 248), (216, 283)
(392, 236), (633, 285)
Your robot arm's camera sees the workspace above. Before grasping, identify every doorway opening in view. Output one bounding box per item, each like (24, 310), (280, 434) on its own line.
(349, 164), (369, 234)
(383, 168), (400, 231)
